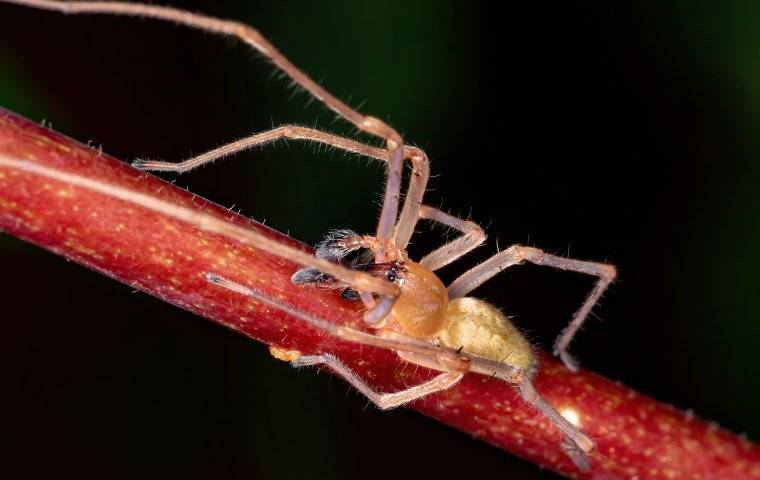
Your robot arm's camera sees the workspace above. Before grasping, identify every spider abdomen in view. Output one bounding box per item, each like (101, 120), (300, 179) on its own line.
(439, 298), (537, 377)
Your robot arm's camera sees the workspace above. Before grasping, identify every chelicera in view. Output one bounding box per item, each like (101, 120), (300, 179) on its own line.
(2, 0), (618, 470)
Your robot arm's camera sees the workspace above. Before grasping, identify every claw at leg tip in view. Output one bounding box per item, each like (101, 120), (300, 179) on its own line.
(131, 159), (147, 170)
(561, 352), (580, 372)
(554, 346), (580, 372)
(561, 438), (592, 472)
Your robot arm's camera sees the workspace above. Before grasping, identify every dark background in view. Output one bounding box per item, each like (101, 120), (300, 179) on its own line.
(1, 1), (759, 478)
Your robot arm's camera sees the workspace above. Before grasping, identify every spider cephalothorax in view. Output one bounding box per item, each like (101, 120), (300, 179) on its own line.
(295, 230), (538, 374)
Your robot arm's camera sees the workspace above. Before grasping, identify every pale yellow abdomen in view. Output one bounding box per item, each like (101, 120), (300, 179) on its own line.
(438, 297), (536, 375)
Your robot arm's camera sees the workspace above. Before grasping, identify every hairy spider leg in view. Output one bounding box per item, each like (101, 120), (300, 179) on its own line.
(1, 1), (400, 142)
(132, 125), (430, 258)
(447, 245), (617, 371)
(132, 126), (389, 173)
(299, 354), (464, 410)
(131, 125), (419, 316)
(0, 156), (399, 301)
(417, 205), (487, 271)
(205, 273), (470, 372)
(1, 0), (427, 272)
(210, 274), (595, 469)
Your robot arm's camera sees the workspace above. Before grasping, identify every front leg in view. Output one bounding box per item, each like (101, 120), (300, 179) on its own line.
(417, 205), (487, 271)
(294, 354), (464, 410)
(447, 245), (616, 371)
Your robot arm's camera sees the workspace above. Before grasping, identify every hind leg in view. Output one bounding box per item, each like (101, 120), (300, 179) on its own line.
(447, 245), (616, 370)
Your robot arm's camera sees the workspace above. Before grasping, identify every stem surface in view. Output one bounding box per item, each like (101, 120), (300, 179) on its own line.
(0, 108), (757, 478)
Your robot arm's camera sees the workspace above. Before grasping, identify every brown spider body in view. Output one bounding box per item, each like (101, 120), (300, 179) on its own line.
(386, 261), (447, 337)
(384, 260), (537, 376)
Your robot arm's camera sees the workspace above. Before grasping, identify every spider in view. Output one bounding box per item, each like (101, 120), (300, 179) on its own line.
(2, 0), (617, 471)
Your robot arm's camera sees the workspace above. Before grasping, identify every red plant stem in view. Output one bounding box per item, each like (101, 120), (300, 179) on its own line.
(0, 108), (757, 479)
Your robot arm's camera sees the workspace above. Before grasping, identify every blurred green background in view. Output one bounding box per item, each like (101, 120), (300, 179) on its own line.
(1, 1), (758, 478)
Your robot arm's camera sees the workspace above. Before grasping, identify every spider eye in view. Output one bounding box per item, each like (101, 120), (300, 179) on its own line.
(385, 261), (404, 283)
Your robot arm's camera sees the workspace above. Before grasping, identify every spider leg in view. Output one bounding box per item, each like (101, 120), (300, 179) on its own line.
(375, 146), (403, 253)
(3, 0), (401, 144)
(393, 147), (430, 250)
(295, 354), (464, 410)
(132, 125), (389, 172)
(205, 273), (470, 371)
(516, 371), (595, 470)
(132, 125), (401, 260)
(129, 123), (416, 263)
(417, 205), (487, 271)
(2, 0), (414, 264)
(0, 157), (400, 303)
(447, 245), (616, 371)
(133, 126), (402, 259)
(396, 347), (594, 471)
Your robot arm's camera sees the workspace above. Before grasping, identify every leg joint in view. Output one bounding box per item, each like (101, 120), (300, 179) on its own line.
(464, 221), (486, 242)
(601, 264), (617, 281)
(362, 116), (402, 147)
(504, 244), (543, 264)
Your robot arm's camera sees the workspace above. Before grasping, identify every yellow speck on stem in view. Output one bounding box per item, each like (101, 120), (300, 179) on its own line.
(0, 199), (18, 210)
(30, 132), (72, 154)
(268, 346), (302, 362)
(63, 239), (104, 260)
